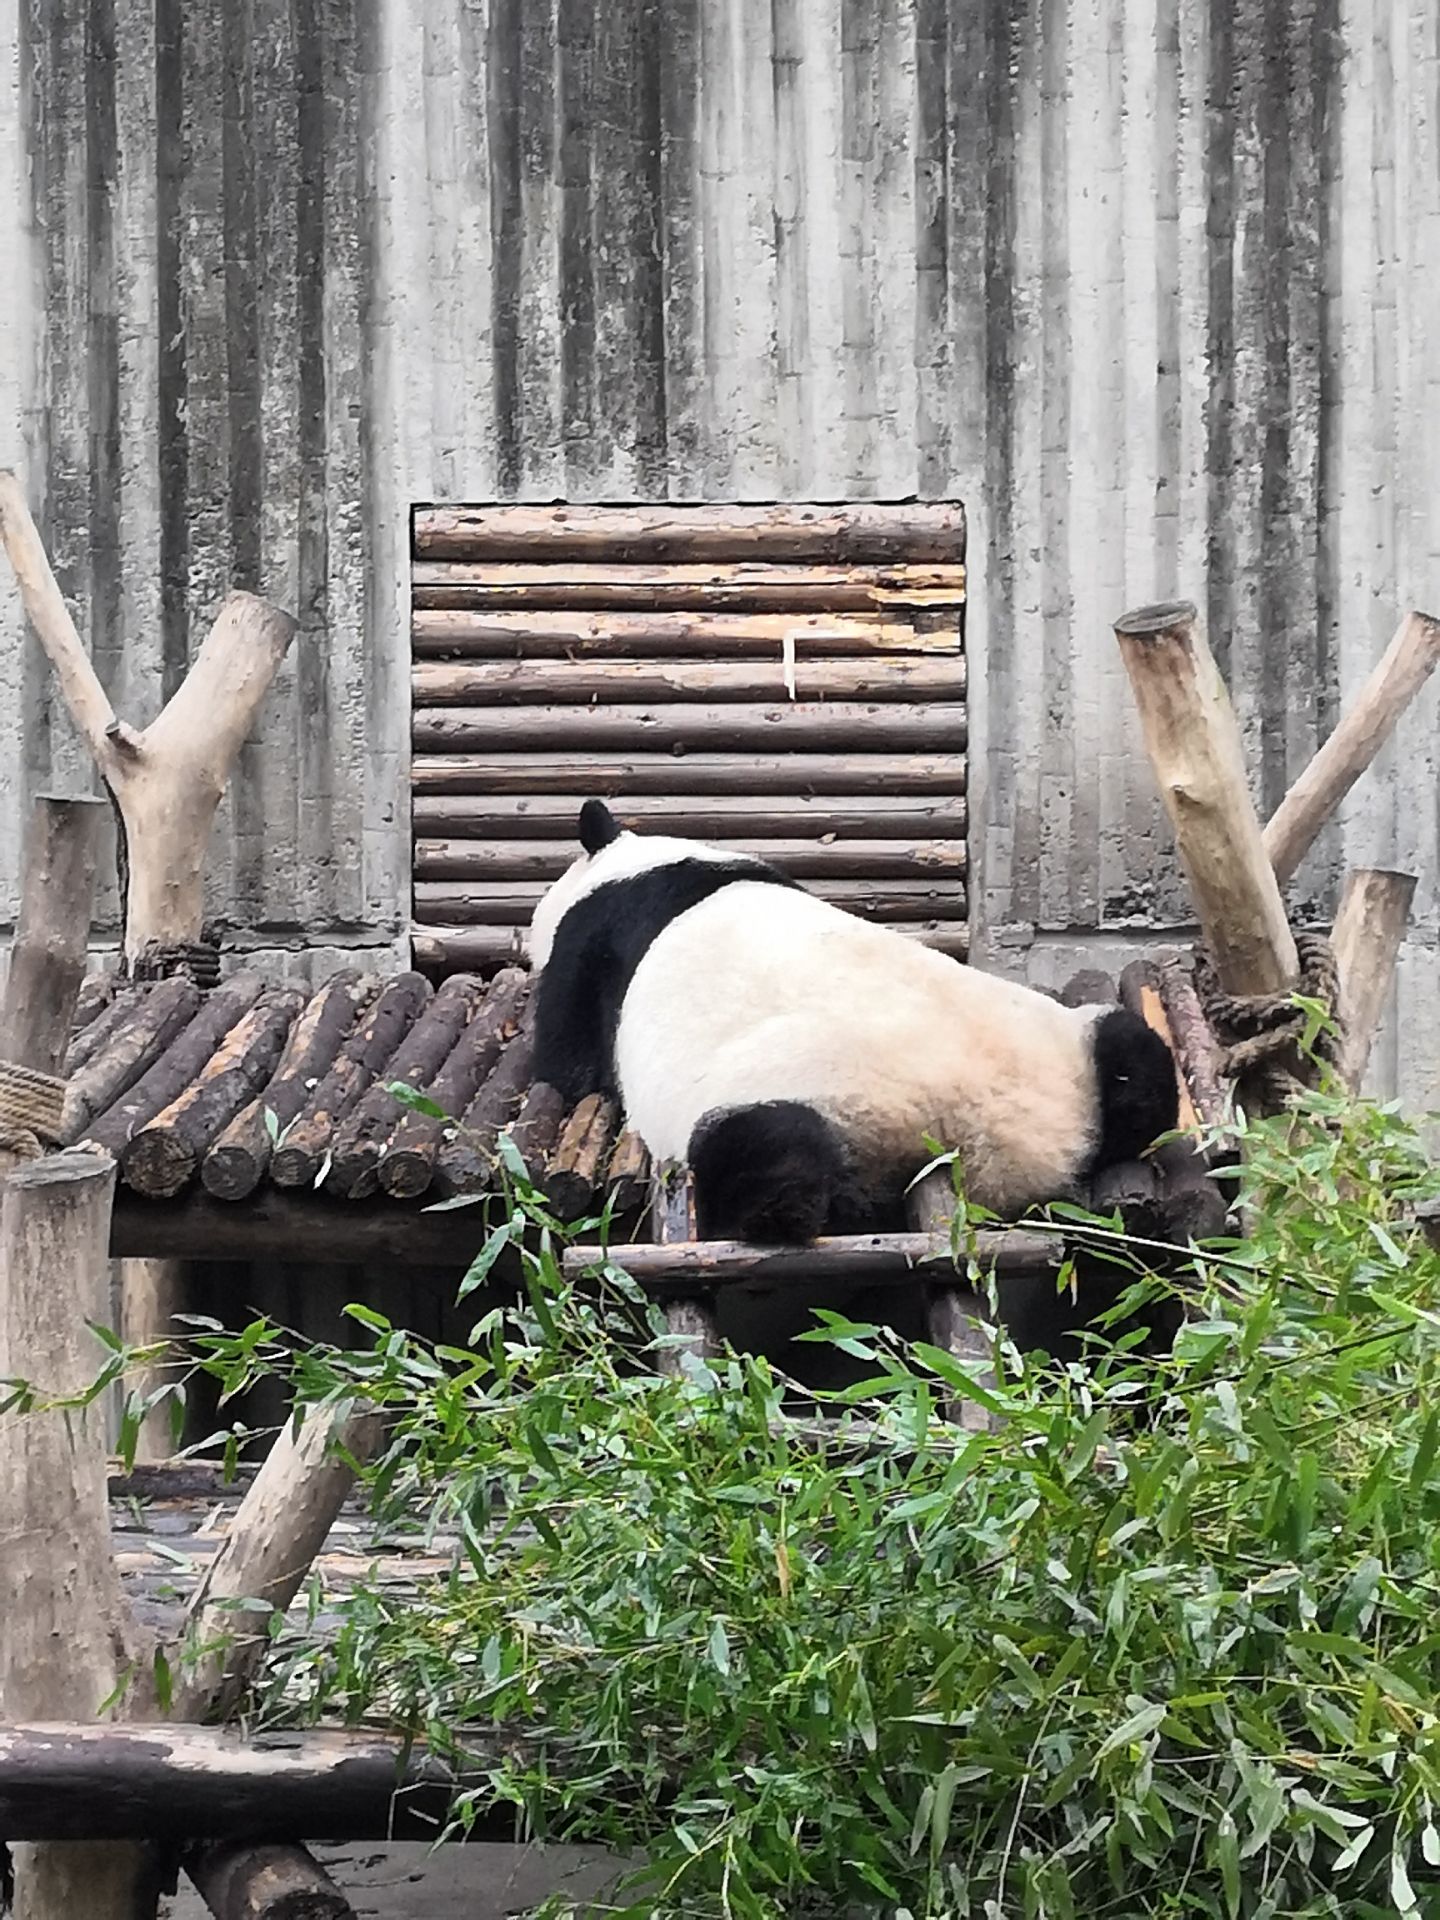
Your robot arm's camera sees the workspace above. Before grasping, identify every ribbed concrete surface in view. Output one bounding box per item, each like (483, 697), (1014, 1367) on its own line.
(1, 0), (1437, 1096)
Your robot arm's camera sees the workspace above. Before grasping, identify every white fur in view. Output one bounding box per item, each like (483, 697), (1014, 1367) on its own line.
(613, 881), (1106, 1219)
(525, 829), (738, 970)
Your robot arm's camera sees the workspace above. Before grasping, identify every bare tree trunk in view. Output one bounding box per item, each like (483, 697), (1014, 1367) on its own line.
(0, 470), (297, 1464)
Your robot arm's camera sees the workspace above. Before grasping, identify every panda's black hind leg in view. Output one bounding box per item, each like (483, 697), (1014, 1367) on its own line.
(688, 1102), (849, 1243)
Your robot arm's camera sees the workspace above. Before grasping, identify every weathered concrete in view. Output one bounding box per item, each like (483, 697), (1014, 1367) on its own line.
(1, 0), (1437, 1101)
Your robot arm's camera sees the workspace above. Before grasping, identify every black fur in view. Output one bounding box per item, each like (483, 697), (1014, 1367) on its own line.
(1087, 1006), (1179, 1172)
(579, 798), (622, 855)
(690, 1102), (853, 1243)
(533, 858), (799, 1102)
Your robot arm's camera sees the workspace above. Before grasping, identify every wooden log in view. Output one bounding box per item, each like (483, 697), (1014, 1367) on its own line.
(411, 558), (968, 613)
(413, 501), (967, 563)
(571, 1227), (1058, 1294)
(80, 970), (268, 1158)
(413, 655), (967, 708)
(0, 1154), (154, 1920)
(271, 974), (433, 1190)
(0, 1724), (487, 1845)
(1264, 611), (1440, 886)
(412, 700), (968, 755)
(1114, 602), (1298, 995)
(60, 977), (202, 1143)
(185, 1840), (355, 1920)
(1330, 868), (1417, 1093)
(505, 1080), (569, 1184)
(411, 607), (952, 659)
(64, 985), (142, 1077)
(413, 791), (968, 839)
(412, 921), (973, 972)
(200, 973), (378, 1201)
(172, 1400), (384, 1723)
(323, 975), (486, 1199)
(119, 987), (306, 1198)
(1153, 958), (1229, 1129)
(414, 836), (968, 883)
(72, 969), (118, 1033)
(545, 1095), (619, 1222)
(606, 1127), (651, 1216)
(107, 1190), (529, 1268)
(416, 878), (969, 926)
(411, 750), (967, 797)
(431, 1015), (536, 1199)
(377, 969), (530, 1199)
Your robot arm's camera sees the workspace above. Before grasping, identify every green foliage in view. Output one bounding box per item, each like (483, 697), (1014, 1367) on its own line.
(23, 1092), (1440, 1916)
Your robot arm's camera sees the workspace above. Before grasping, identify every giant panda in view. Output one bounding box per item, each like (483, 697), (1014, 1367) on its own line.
(528, 800), (1179, 1261)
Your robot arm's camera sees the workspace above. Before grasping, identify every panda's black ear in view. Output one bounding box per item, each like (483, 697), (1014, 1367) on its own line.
(578, 798), (622, 855)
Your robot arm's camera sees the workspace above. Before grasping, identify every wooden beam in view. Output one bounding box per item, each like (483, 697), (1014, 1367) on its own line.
(411, 559), (967, 613)
(0, 1725), (472, 1844)
(649, 1162), (721, 1373)
(412, 500), (967, 564)
(410, 750), (967, 797)
(1264, 611), (1440, 886)
(568, 1228), (1057, 1293)
(1329, 869), (1417, 1093)
(1114, 601), (1298, 995)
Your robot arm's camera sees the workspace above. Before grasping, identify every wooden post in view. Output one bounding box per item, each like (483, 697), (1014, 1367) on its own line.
(1329, 869), (1416, 1093)
(0, 1158), (156, 1920)
(906, 1170), (996, 1434)
(0, 471), (297, 1463)
(649, 1161), (722, 1373)
(1264, 612), (1440, 886)
(1114, 602), (1298, 995)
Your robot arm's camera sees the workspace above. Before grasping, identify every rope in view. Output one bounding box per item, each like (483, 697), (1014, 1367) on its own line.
(1193, 929), (1344, 1111)
(0, 1058), (66, 1161)
(129, 934), (222, 990)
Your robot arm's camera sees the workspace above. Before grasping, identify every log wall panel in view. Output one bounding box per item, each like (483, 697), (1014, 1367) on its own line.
(408, 504), (968, 972)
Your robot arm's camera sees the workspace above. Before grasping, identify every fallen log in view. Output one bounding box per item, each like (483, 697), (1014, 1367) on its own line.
(1264, 610), (1440, 886)
(271, 974), (433, 1190)
(79, 971), (268, 1158)
(1153, 958), (1229, 1129)
(71, 969), (117, 1032)
(377, 969), (529, 1199)
(60, 975), (202, 1143)
(185, 1841), (355, 1920)
(63, 984), (142, 1078)
(201, 973), (378, 1201)
(545, 1095), (620, 1222)
(120, 986), (305, 1198)
(324, 975), (485, 1199)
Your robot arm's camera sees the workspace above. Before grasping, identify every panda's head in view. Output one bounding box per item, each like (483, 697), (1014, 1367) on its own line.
(525, 800), (743, 970)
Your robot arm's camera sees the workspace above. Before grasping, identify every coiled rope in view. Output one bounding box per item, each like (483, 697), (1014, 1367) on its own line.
(0, 1059), (66, 1161)
(1193, 929), (1344, 1112)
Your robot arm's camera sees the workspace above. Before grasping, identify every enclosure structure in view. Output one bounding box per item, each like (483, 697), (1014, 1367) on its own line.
(1, 0), (1438, 1095)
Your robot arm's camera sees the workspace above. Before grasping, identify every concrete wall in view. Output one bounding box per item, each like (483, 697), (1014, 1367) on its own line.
(1, 0), (1438, 1094)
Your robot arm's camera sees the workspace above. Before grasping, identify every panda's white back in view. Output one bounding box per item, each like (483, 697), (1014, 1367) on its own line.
(614, 881), (1104, 1218)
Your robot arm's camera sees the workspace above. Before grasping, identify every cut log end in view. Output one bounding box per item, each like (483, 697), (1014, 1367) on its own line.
(1113, 600), (1200, 638)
